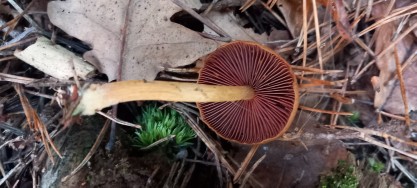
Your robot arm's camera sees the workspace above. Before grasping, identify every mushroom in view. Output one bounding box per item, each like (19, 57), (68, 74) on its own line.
(75, 41), (298, 144)
(74, 41), (298, 180)
(73, 41), (298, 181)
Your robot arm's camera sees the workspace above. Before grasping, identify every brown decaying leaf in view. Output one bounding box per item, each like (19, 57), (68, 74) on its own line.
(47, 0), (219, 81)
(372, 1), (417, 114)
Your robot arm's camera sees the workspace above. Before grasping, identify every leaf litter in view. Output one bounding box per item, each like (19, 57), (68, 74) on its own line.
(47, 0), (220, 81)
(1, 0), (417, 187)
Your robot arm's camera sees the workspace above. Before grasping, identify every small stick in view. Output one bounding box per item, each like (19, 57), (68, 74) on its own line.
(310, 0), (323, 72)
(97, 111), (141, 129)
(394, 47), (410, 126)
(291, 66), (343, 74)
(378, 110), (417, 123)
(360, 134), (417, 160)
(0, 73), (36, 84)
(233, 144), (260, 183)
(178, 109), (236, 176)
(300, 88), (367, 95)
(0, 162), (23, 186)
(140, 135), (175, 150)
(0, 56), (16, 62)
(0, 36), (36, 51)
(299, 105), (353, 116)
(172, 0), (231, 41)
(240, 154), (266, 188)
(333, 125), (417, 147)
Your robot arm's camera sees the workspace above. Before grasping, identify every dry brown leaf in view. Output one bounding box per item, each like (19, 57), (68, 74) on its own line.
(373, 1), (417, 114)
(47, 0), (219, 81)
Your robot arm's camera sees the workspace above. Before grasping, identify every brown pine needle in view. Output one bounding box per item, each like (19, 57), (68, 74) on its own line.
(233, 144), (260, 183)
(299, 105), (353, 116)
(291, 66), (343, 74)
(378, 110), (417, 123)
(14, 85), (62, 164)
(393, 47), (410, 126)
(310, 0), (323, 71)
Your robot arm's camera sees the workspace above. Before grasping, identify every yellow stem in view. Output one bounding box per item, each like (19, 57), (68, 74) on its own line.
(74, 80), (255, 115)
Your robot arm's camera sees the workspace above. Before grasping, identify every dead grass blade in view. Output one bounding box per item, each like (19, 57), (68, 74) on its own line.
(14, 85), (62, 164)
(393, 47), (410, 126)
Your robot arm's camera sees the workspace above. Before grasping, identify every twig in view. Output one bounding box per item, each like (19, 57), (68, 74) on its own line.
(97, 111), (141, 129)
(0, 73), (36, 84)
(174, 104), (236, 176)
(203, 0), (218, 15)
(393, 47), (410, 125)
(0, 160), (10, 188)
(392, 158), (417, 184)
(0, 162), (23, 186)
(333, 125), (417, 147)
(6, 0), (39, 29)
(0, 56), (16, 62)
(311, 0), (323, 71)
(357, 4), (417, 37)
(378, 110), (416, 123)
(234, 144), (259, 183)
(300, 88), (367, 95)
(360, 134), (417, 160)
(172, 0), (231, 41)
(240, 154), (266, 188)
(173, 158), (186, 187)
(299, 105), (353, 116)
(140, 135), (175, 150)
(214, 154), (224, 187)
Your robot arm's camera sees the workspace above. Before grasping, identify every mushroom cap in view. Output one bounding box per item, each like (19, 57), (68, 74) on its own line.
(197, 41), (298, 145)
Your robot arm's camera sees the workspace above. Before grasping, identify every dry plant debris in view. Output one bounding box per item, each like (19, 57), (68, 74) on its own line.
(1, 0), (417, 187)
(372, 1), (417, 114)
(14, 37), (95, 80)
(47, 0), (220, 81)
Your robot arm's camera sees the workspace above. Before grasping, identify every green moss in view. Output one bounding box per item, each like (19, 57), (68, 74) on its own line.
(347, 111), (360, 124)
(320, 160), (359, 188)
(367, 158), (385, 173)
(132, 103), (196, 149)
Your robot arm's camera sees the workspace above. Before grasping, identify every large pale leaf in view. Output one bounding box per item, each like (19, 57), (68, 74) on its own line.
(47, 0), (219, 81)
(372, 1), (417, 114)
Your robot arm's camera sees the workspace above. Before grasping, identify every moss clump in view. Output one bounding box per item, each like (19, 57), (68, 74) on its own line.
(320, 160), (359, 188)
(133, 104), (196, 149)
(367, 158), (385, 173)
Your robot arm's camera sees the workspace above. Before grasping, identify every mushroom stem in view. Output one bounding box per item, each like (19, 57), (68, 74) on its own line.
(74, 80), (255, 115)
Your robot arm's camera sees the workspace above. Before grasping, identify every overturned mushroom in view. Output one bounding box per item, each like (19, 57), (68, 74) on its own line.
(74, 41), (299, 145)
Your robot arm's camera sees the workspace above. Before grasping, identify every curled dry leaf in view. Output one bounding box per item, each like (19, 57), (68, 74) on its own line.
(372, 1), (417, 114)
(47, 0), (219, 81)
(14, 37), (95, 80)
